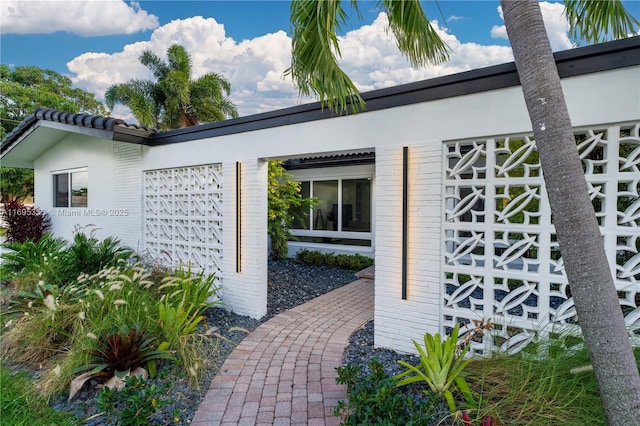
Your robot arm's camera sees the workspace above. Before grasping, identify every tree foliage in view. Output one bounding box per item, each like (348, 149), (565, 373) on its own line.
(268, 160), (316, 260)
(0, 64), (109, 203)
(0, 167), (34, 203)
(0, 64), (108, 138)
(105, 44), (239, 130)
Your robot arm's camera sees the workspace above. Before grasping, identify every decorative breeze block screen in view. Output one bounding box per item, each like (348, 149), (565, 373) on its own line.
(443, 123), (640, 355)
(144, 164), (223, 278)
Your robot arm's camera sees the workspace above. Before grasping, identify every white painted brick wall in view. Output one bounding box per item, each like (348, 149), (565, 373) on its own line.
(112, 142), (143, 250)
(374, 143), (443, 354)
(220, 159), (268, 319)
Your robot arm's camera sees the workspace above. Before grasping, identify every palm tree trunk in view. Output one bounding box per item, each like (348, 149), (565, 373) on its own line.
(500, 1), (640, 423)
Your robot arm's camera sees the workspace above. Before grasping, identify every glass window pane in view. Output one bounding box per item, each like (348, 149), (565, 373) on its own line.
(71, 171), (88, 207)
(54, 174), (69, 207)
(292, 181), (311, 229)
(313, 180), (338, 230)
(342, 179), (371, 232)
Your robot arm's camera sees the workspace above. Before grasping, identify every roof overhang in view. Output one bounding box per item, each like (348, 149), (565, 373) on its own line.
(1, 121), (116, 168)
(0, 108), (155, 169)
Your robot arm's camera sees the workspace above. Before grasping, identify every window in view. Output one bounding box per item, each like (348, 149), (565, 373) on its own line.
(53, 168), (88, 207)
(291, 177), (372, 246)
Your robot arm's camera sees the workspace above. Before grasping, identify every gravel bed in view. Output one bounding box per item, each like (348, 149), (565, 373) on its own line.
(51, 259), (360, 424)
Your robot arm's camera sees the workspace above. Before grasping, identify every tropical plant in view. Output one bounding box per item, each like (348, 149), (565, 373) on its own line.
(268, 160), (317, 259)
(157, 266), (222, 380)
(68, 326), (173, 400)
(60, 226), (134, 283)
(105, 44), (238, 130)
(395, 324), (475, 414)
(1, 200), (51, 243)
(0, 233), (65, 280)
(335, 359), (440, 425)
(96, 374), (169, 426)
(287, 1), (640, 422)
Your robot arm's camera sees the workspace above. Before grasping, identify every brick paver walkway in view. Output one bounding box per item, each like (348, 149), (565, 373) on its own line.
(191, 278), (374, 425)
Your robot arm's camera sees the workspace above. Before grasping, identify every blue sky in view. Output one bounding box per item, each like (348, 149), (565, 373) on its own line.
(1, 1), (639, 120)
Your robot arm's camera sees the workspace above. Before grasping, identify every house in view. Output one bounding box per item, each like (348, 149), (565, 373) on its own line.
(2, 37), (639, 354)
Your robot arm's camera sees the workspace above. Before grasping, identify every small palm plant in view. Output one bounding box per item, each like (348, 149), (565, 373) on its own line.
(394, 323), (476, 413)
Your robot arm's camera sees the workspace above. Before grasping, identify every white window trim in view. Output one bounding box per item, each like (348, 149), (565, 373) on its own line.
(292, 175), (374, 245)
(52, 167), (88, 208)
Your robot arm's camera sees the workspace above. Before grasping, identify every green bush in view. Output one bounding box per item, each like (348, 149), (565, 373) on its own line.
(0, 233), (66, 282)
(334, 359), (439, 425)
(268, 161), (317, 260)
(157, 266), (223, 382)
(0, 227), (134, 287)
(60, 227), (134, 284)
(96, 375), (169, 426)
(295, 249), (373, 270)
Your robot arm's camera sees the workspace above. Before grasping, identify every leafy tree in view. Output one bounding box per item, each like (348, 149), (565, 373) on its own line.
(0, 167), (34, 203)
(268, 160), (316, 260)
(105, 44), (239, 130)
(287, 0), (640, 423)
(0, 65), (109, 203)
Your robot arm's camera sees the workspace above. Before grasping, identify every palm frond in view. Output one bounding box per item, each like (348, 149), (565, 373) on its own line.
(565, 0), (640, 45)
(166, 44), (192, 75)
(286, 0), (365, 114)
(381, 0), (450, 66)
(139, 50), (169, 80)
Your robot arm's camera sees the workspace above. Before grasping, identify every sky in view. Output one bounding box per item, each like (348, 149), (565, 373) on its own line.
(1, 0), (639, 122)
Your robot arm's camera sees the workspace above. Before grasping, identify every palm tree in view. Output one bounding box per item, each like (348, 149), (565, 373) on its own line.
(287, 0), (640, 423)
(105, 44), (238, 130)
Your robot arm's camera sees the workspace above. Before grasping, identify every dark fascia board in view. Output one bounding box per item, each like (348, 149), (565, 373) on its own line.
(150, 36), (640, 146)
(283, 152), (375, 170)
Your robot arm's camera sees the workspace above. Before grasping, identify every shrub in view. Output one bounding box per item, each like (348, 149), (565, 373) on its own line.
(157, 266), (223, 383)
(334, 359), (439, 425)
(463, 333), (635, 425)
(60, 226), (134, 283)
(0, 233), (66, 282)
(96, 375), (169, 426)
(268, 161), (317, 260)
(2, 200), (51, 243)
(2, 288), (84, 365)
(295, 249), (374, 270)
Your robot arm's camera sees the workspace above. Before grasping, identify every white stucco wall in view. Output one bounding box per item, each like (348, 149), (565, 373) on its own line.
(28, 65), (640, 348)
(33, 134), (144, 249)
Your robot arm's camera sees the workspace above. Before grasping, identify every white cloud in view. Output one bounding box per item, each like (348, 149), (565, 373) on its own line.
(336, 14), (513, 93)
(67, 17), (305, 118)
(447, 15), (466, 23)
(490, 2), (571, 51)
(1, 0), (158, 36)
(490, 24), (508, 40)
(65, 5), (577, 123)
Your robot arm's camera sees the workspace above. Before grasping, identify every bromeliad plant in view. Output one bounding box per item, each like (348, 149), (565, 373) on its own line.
(394, 323), (476, 414)
(68, 325), (173, 400)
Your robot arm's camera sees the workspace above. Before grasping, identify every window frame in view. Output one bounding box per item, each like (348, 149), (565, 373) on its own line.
(290, 175), (373, 246)
(52, 167), (88, 208)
